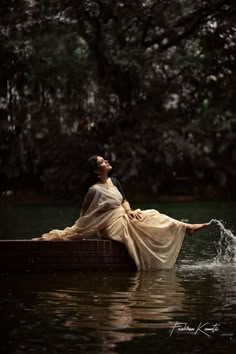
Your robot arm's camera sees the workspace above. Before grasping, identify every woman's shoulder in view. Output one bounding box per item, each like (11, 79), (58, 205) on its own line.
(88, 183), (107, 193)
(88, 184), (99, 192)
(83, 184), (101, 200)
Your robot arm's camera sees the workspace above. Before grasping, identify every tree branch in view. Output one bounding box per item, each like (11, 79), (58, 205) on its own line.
(143, 0), (230, 50)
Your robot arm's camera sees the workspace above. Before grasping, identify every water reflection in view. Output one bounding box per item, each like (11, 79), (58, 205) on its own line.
(1, 207), (236, 353)
(1, 265), (236, 353)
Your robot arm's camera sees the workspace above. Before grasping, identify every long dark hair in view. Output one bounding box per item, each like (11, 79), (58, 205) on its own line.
(79, 155), (99, 204)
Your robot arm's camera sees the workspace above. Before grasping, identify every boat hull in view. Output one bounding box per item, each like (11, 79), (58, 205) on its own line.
(0, 240), (136, 272)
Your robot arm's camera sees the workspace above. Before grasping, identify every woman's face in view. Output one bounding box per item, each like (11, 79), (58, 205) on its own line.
(96, 156), (112, 174)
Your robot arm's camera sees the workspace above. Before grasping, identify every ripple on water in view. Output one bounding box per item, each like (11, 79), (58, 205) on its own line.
(1, 269), (236, 354)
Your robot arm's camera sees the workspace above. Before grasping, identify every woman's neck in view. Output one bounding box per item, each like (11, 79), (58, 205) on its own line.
(99, 174), (109, 184)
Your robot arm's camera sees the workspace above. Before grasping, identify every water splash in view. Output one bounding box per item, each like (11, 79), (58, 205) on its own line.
(209, 219), (236, 264)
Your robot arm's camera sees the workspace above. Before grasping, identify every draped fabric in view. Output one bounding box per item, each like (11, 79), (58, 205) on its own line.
(33, 183), (186, 270)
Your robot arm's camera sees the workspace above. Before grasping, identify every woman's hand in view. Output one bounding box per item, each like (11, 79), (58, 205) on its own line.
(126, 209), (143, 221)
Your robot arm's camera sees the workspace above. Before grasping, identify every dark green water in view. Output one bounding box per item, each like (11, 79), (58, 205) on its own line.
(0, 202), (236, 353)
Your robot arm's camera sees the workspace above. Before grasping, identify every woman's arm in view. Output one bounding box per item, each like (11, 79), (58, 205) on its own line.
(121, 200), (132, 212)
(112, 177), (142, 220)
(121, 200), (142, 220)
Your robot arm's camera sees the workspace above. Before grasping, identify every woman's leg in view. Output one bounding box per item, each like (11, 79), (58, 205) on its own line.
(185, 222), (210, 235)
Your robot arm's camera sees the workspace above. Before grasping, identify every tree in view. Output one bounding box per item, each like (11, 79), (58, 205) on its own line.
(0, 0), (235, 200)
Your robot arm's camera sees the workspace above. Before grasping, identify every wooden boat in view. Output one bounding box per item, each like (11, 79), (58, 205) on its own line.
(0, 239), (136, 272)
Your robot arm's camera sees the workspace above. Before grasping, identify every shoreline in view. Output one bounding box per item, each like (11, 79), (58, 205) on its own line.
(0, 190), (232, 205)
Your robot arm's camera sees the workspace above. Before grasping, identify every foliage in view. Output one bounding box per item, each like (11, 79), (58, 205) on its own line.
(0, 0), (236, 200)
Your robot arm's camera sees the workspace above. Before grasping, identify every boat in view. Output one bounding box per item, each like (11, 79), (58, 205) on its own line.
(0, 239), (136, 272)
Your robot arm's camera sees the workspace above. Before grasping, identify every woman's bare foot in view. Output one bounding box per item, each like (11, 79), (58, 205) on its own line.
(186, 223), (210, 235)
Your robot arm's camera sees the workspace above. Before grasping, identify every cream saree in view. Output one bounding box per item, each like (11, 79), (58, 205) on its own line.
(33, 184), (186, 270)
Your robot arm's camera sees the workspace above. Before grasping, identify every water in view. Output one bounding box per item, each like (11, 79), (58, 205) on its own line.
(210, 219), (236, 264)
(0, 202), (236, 353)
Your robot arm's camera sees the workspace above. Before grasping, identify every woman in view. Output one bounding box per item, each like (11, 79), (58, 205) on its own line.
(33, 155), (209, 270)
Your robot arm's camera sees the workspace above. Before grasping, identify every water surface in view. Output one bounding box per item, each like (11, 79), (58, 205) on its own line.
(0, 201), (236, 353)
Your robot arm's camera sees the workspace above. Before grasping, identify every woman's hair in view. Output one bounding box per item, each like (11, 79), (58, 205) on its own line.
(79, 155), (99, 204)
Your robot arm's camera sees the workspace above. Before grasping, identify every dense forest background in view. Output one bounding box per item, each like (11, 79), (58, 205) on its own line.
(1, 0), (236, 202)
